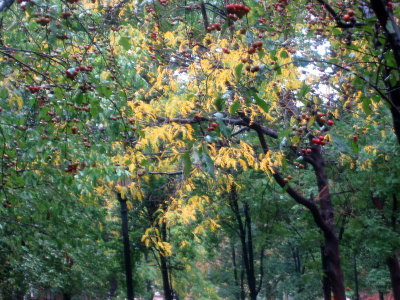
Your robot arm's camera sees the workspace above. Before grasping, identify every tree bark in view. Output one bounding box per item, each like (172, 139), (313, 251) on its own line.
(353, 252), (360, 300)
(238, 109), (346, 300)
(118, 193), (134, 300)
(370, 0), (400, 145)
(244, 201), (257, 300)
(308, 148), (345, 300)
(321, 246), (332, 300)
(63, 294), (71, 300)
(232, 244), (241, 300)
(160, 223), (174, 300)
(229, 187), (258, 300)
(386, 253), (400, 300)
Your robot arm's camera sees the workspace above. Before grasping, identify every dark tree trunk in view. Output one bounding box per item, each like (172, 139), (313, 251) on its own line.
(63, 294), (71, 300)
(353, 253), (360, 300)
(321, 246), (332, 300)
(144, 253), (154, 300)
(160, 223), (174, 300)
(244, 201), (257, 300)
(118, 193), (134, 300)
(370, 0), (400, 145)
(232, 244), (241, 300)
(379, 291), (385, 300)
(229, 187), (258, 300)
(237, 111), (346, 300)
(386, 253), (400, 300)
(240, 268), (246, 300)
(304, 142), (345, 300)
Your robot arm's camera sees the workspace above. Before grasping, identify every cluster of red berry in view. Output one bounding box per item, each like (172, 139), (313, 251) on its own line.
(28, 86), (41, 94)
(56, 33), (69, 40)
(207, 122), (219, 132)
(342, 8), (356, 23)
(311, 135), (327, 146)
(65, 65), (93, 80)
(35, 16), (50, 26)
(248, 41), (263, 54)
(226, 4), (250, 20)
(207, 23), (222, 32)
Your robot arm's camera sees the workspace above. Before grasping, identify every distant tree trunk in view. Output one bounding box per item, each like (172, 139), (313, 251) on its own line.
(232, 243), (241, 300)
(379, 291), (385, 300)
(144, 253), (154, 300)
(229, 187), (258, 300)
(353, 253), (360, 300)
(63, 294), (71, 300)
(372, 194), (400, 299)
(118, 193), (134, 300)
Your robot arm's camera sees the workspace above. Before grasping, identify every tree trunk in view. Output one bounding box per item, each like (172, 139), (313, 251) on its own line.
(160, 223), (174, 300)
(118, 193), (134, 300)
(232, 244), (241, 300)
(243, 201), (257, 300)
(229, 187), (258, 300)
(238, 111), (346, 300)
(370, 0), (400, 145)
(353, 253), (360, 300)
(386, 253), (400, 300)
(63, 294), (71, 300)
(321, 246), (331, 300)
(379, 291), (385, 300)
(307, 144), (346, 300)
(240, 268), (245, 300)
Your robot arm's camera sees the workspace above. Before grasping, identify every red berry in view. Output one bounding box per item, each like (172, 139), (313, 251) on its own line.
(353, 136), (358, 142)
(327, 120), (334, 126)
(319, 135), (324, 141)
(306, 148), (312, 154)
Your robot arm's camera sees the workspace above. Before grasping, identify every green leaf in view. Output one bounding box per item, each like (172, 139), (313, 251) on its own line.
(220, 20), (229, 35)
(297, 84), (309, 99)
(386, 20), (396, 34)
(214, 95), (225, 111)
(362, 97), (372, 115)
(119, 37), (131, 50)
(307, 116), (316, 128)
(249, 89), (269, 113)
(200, 145), (215, 178)
(0, 88), (8, 99)
(216, 118), (231, 138)
(280, 50), (288, 58)
(230, 101), (240, 114)
(235, 64), (243, 81)
(73, 92), (84, 105)
(182, 152), (192, 177)
(278, 128), (291, 139)
(351, 140), (359, 155)
(291, 135), (300, 145)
